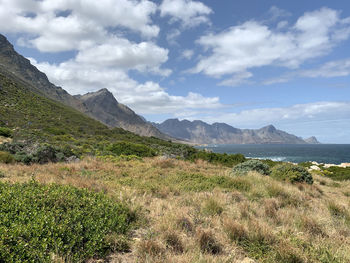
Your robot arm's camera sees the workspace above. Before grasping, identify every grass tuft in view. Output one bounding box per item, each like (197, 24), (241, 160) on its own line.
(197, 231), (222, 255)
(164, 231), (184, 253)
(202, 198), (224, 216)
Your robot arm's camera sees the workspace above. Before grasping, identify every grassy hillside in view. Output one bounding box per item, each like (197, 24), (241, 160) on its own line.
(1, 158), (349, 262)
(0, 72), (195, 159)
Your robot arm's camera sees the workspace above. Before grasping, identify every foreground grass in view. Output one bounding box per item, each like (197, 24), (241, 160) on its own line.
(1, 158), (349, 262)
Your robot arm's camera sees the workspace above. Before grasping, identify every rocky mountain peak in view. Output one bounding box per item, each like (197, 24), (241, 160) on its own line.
(260, 124), (277, 132)
(76, 88), (115, 102)
(304, 136), (321, 144)
(0, 34), (12, 49)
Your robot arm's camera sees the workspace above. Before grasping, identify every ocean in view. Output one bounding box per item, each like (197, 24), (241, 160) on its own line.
(197, 144), (350, 164)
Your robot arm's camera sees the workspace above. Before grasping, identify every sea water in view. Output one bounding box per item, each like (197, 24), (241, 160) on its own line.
(197, 144), (350, 164)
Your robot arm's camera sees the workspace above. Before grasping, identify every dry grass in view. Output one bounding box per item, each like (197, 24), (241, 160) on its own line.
(1, 157), (350, 262)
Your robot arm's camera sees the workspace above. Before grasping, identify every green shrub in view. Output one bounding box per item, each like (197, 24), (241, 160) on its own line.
(323, 166), (350, 181)
(0, 127), (12, 138)
(31, 144), (59, 164)
(232, 160), (270, 176)
(189, 151), (245, 167)
(14, 152), (32, 165)
(0, 151), (15, 164)
(0, 181), (135, 262)
(1, 142), (74, 164)
(271, 164), (313, 184)
(107, 142), (156, 157)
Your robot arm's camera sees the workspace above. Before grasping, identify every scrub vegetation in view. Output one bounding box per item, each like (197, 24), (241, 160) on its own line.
(1, 157), (349, 262)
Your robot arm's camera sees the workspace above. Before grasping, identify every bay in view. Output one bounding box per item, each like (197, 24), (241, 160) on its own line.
(197, 144), (350, 164)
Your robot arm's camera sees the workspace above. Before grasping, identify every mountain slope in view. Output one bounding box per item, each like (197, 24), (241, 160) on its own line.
(75, 89), (169, 139)
(0, 71), (191, 157)
(0, 34), (167, 139)
(154, 119), (318, 144)
(0, 34), (87, 112)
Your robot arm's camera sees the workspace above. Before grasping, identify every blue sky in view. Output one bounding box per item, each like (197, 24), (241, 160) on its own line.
(1, 0), (350, 143)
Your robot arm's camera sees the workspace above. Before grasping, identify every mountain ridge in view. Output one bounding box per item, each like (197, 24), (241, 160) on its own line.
(74, 88), (170, 139)
(153, 118), (320, 144)
(0, 34), (168, 139)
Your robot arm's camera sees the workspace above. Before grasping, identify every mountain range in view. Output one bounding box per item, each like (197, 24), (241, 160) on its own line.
(0, 34), (319, 145)
(0, 34), (166, 139)
(153, 119), (320, 144)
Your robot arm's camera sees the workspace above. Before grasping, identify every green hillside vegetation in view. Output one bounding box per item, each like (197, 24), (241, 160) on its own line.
(0, 72), (246, 166)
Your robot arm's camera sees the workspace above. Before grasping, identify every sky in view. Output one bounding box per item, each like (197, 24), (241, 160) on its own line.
(0, 0), (350, 143)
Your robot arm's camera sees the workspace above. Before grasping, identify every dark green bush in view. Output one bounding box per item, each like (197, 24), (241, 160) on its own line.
(189, 151), (245, 167)
(14, 152), (32, 165)
(1, 142), (75, 164)
(323, 166), (350, 181)
(107, 142), (156, 157)
(232, 159), (270, 176)
(0, 127), (12, 138)
(0, 181), (135, 262)
(0, 151), (15, 164)
(271, 164), (313, 184)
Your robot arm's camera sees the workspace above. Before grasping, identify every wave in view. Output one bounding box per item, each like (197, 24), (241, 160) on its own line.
(248, 156), (287, 162)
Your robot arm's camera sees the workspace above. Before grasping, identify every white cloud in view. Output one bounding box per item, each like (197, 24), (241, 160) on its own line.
(218, 71), (253, 87)
(0, 0), (159, 52)
(268, 6), (291, 21)
(193, 8), (350, 83)
(300, 58), (350, 78)
(159, 0), (212, 27)
(166, 29), (181, 45)
(264, 58), (350, 85)
(75, 38), (171, 76)
(181, 49), (194, 60)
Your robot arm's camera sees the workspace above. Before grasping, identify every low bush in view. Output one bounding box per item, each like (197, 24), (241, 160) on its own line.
(0, 181), (135, 262)
(0, 127), (12, 138)
(189, 151), (245, 167)
(107, 142), (156, 157)
(270, 164), (313, 184)
(0, 142), (75, 164)
(0, 151), (15, 164)
(232, 159), (270, 176)
(323, 166), (350, 181)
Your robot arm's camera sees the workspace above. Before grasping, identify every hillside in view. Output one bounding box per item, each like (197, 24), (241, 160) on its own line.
(0, 34), (168, 139)
(154, 119), (319, 144)
(0, 71), (193, 159)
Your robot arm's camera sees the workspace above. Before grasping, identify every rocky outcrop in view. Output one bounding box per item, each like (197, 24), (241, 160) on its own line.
(153, 119), (319, 144)
(304, 136), (321, 144)
(75, 89), (169, 138)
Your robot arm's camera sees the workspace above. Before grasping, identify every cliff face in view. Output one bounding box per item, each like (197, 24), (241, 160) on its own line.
(0, 34), (168, 139)
(154, 119), (319, 144)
